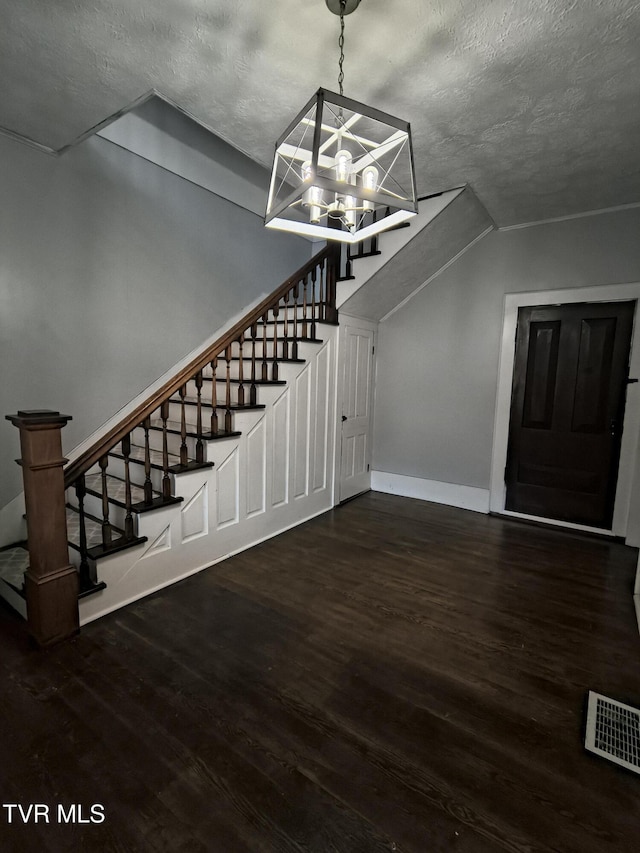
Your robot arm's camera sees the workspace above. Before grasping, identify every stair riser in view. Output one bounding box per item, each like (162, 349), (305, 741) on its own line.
(106, 454), (168, 495)
(234, 338), (322, 358)
(232, 339), (307, 360)
(134, 426), (200, 460)
(67, 548), (82, 572)
(241, 323), (323, 343)
(248, 304), (324, 323)
(167, 400), (208, 429)
(172, 387), (250, 413)
(167, 397), (269, 425)
(200, 335), (319, 366)
(244, 334), (308, 354)
(208, 337), (282, 362)
(201, 359), (281, 383)
(192, 343), (318, 384)
(68, 493), (139, 537)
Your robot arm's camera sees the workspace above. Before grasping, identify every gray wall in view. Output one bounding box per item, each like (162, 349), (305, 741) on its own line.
(373, 207), (640, 489)
(97, 95), (271, 217)
(0, 133), (310, 507)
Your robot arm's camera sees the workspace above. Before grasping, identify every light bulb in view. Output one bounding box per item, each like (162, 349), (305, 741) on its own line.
(335, 149), (353, 183)
(302, 160), (323, 223)
(362, 164), (379, 211)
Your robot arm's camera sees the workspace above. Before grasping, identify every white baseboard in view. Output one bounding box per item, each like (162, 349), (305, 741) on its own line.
(371, 471), (490, 514)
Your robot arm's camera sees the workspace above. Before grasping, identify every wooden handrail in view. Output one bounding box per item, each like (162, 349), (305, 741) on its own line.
(64, 246), (337, 487)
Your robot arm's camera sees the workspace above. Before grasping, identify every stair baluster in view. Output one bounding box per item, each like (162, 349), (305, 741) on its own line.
(327, 246), (339, 324)
(282, 291), (290, 360)
(291, 283), (299, 360)
(75, 473), (91, 589)
(250, 323), (258, 406)
(143, 416), (153, 505)
(160, 401), (171, 500)
(319, 255), (329, 321)
(261, 313), (269, 382)
(371, 209), (379, 255)
(122, 433), (134, 540)
(210, 358), (219, 436)
(99, 455), (112, 547)
(237, 337), (245, 406)
(178, 385), (188, 467)
(224, 345), (233, 433)
(302, 274), (308, 338)
(195, 371), (204, 463)
(310, 266), (317, 340)
(344, 244), (353, 280)
(272, 305), (279, 381)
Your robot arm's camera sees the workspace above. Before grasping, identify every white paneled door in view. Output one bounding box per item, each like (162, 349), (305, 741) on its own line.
(339, 321), (376, 502)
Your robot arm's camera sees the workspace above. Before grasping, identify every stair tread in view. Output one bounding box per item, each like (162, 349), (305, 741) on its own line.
(169, 395), (265, 411)
(67, 506), (120, 550)
(148, 419), (241, 440)
(212, 378), (287, 386)
(253, 317), (335, 327)
(84, 472), (160, 507)
(239, 335), (324, 344)
(225, 356), (306, 365)
(0, 545), (29, 590)
(78, 580), (108, 600)
(111, 444), (179, 470)
(241, 333), (325, 342)
(66, 506), (147, 560)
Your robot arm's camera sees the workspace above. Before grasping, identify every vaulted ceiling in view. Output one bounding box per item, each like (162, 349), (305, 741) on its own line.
(2, 0), (640, 226)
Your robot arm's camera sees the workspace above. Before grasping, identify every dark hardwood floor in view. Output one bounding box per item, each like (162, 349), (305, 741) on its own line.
(1, 492), (640, 852)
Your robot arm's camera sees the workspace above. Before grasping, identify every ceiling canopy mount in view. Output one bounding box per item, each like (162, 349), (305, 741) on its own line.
(325, 0), (361, 15)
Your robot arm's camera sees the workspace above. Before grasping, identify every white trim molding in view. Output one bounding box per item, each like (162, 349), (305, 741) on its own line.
(490, 282), (640, 539)
(380, 225), (494, 323)
(372, 471), (490, 514)
(498, 201), (640, 232)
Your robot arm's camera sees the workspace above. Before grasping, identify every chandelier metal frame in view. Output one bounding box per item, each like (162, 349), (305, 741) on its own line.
(264, 0), (418, 243)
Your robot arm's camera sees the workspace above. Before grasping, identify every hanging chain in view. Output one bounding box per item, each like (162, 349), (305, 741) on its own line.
(337, 0), (346, 97)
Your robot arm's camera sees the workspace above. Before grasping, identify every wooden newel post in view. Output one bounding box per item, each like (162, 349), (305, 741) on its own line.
(5, 410), (79, 646)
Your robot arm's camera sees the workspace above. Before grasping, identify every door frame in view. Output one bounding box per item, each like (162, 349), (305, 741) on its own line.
(490, 283), (640, 537)
(333, 313), (378, 506)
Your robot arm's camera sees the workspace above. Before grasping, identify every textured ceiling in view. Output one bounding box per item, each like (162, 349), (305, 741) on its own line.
(2, 0), (640, 226)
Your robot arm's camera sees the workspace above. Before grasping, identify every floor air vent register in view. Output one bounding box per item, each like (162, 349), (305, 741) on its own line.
(584, 691), (640, 775)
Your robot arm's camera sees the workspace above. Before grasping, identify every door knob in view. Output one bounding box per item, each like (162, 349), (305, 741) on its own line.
(341, 415), (347, 422)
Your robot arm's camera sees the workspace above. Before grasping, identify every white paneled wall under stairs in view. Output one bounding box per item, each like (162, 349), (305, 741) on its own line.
(76, 329), (338, 625)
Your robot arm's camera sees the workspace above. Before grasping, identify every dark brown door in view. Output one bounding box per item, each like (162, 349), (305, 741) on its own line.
(505, 300), (635, 528)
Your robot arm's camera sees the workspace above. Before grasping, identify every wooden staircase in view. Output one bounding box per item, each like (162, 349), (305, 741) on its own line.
(64, 328), (331, 580)
(1, 225), (394, 644)
(1, 245), (340, 637)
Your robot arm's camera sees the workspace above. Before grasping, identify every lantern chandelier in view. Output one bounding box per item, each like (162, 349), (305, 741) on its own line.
(265, 0), (418, 244)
